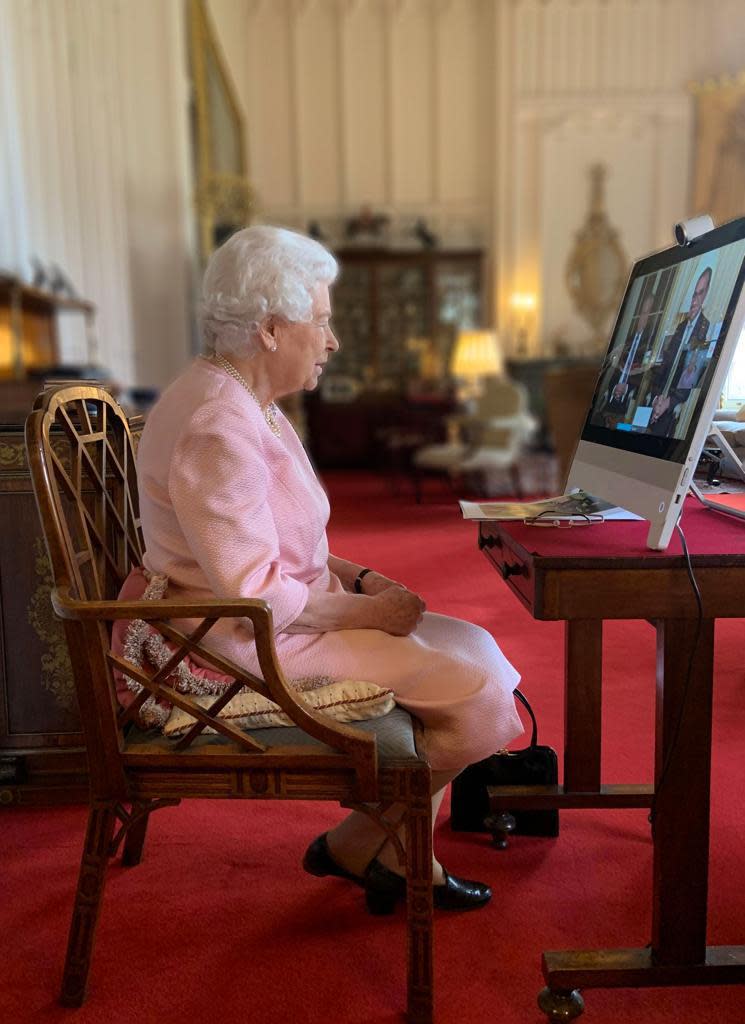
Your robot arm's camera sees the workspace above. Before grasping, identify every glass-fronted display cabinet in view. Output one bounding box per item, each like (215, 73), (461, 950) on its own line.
(327, 247), (483, 388)
(306, 248), (484, 468)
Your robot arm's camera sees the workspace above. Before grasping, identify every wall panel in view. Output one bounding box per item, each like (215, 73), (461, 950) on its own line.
(390, 1), (433, 205)
(295, 3), (342, 207)
(343, 2), (387, 206)
(4, 0), (745, 381)
(244, 4), (296, 211)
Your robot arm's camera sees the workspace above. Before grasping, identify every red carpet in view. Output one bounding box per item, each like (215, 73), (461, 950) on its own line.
(2, 471), (745, 1023)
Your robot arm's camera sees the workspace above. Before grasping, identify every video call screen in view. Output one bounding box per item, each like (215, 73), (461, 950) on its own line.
(581, 229), (745, 464)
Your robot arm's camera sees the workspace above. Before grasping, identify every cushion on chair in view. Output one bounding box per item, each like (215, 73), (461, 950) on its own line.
(412, 443), (468, 471)
(162, 681), (395, 735)
(125, 704), (420, 762)
(112, 567), (395, 732)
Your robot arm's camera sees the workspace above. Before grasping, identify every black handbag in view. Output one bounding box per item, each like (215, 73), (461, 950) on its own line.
(450, 689), (559, 847)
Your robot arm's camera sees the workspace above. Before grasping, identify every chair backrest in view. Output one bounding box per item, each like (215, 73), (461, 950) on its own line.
(465, 378), (530, 451)
(25, 384), (379, 800)
(26, 385), (144, 604)
(25, 385), (146, 795)
(476, 377), (527, 420)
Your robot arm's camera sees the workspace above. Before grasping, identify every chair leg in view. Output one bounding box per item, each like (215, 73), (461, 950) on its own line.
(403, 765), (434, 1024)
(60, 801), (117, 1007)
(121, 803), (150, 867)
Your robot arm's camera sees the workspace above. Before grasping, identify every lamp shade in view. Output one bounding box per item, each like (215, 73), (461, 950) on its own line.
(451, 329), (504, 378)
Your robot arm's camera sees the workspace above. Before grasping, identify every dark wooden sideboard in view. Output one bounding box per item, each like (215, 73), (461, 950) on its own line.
(0, 409), (144, 805)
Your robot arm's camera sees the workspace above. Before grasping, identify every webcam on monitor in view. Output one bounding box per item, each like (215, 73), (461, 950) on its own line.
(674, 215), (715, 247)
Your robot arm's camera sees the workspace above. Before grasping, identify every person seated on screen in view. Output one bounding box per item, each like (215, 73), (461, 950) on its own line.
(132, 225), (524, 914)
(602, 292), (658, 419)
(647, 344), (711, 438)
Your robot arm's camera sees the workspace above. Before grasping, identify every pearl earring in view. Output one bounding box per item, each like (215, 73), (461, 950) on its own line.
(270, 343), (277, 352)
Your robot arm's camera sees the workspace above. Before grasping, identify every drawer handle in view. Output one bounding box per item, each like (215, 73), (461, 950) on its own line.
(500, 561), (525, 580)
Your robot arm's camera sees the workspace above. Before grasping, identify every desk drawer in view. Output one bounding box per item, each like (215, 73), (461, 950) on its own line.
(479, 533), (535, 609)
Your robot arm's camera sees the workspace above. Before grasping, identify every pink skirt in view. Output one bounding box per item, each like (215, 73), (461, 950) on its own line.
(267, 612), (523, 771)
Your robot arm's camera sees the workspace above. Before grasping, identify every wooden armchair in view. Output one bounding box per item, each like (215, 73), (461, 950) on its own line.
(411, 378), (535, 500)
(25, 384), (433, 1022)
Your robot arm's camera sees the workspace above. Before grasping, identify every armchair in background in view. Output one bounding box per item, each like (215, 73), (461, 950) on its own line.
(411, 377), (536, 502)
(706, 407), (745, 480)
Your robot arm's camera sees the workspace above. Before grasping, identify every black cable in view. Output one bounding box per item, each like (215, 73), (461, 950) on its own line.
(648, 518), (704, 827)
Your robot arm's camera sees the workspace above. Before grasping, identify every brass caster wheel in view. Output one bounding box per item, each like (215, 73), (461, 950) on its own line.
(537, 986), (585, 1021)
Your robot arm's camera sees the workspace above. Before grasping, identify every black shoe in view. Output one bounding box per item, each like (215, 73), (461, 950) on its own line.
(364, 859), (492, 915)
(302, 833), (365, 888)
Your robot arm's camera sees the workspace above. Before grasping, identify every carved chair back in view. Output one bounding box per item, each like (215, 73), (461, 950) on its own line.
(25, 384), (378, 800)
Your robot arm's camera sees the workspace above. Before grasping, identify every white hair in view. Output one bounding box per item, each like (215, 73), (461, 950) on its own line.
(200, 225), (338, 358)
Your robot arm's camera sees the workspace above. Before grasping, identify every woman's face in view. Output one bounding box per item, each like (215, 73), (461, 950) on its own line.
(271, 284), (339, 395)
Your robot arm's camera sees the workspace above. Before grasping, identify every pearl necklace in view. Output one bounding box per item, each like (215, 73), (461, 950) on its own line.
(212, 354), (281, 437)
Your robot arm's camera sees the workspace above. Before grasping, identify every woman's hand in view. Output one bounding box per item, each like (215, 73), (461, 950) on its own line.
(369, 586), (426, 636)
(359, 570), (404, 596)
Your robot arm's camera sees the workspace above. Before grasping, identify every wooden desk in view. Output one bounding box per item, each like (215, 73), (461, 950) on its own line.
(478, 499), (745, 1019)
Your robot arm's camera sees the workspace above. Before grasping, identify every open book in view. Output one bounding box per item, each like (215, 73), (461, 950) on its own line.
(459, 489), (643, 522)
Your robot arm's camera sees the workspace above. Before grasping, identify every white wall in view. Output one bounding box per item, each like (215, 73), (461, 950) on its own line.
(238, 0), (492, 246)
(0, 0), (193, 388)
(231, 0), (745, 355)
(3, 0), (745, 382)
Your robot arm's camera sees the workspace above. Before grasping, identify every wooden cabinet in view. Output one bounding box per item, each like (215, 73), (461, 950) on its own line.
(306, 248), (482, 467)
(0, 411), (144, 805)
(304, 391), (456, 470)
(0, 275), (95, 383)
(329, 247), (484, 386)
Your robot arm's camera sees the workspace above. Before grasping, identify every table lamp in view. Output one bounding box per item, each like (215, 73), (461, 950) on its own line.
(450, 328), (504, 401)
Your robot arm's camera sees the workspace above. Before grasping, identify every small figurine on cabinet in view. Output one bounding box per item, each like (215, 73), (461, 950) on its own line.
(413, 218), (438, 249)
(48, 263), (78, 298)
(31, 257), (49, 291)
(307, 220), (327, 243)
(345, 204), (390, 244)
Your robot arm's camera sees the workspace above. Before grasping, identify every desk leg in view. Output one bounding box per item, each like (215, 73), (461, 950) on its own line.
(564, 620), (603, 792)
(538, 616), (729, 1021)
(652, 617), (714, 965)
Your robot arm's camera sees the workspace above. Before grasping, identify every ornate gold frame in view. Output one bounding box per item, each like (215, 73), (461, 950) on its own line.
(565, 164), (627, 351)
(188, 0), (254, 262)
(691, 70), (745, 228)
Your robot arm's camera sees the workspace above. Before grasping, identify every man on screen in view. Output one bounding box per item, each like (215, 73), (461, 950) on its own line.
(603, 292), (657, 417)
(647, 267), (712, 435)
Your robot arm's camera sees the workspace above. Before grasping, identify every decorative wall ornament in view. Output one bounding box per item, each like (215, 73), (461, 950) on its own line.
(565, 163), (627, 351)
(691, 70), (745, 228)
(27, 538), (76, 712)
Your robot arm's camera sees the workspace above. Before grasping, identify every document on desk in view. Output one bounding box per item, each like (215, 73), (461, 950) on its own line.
(459, 489), (643, 522)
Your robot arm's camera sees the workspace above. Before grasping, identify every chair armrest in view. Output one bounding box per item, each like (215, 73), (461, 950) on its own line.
(53, 586), (380, 793)
(51, 585), (271, 627)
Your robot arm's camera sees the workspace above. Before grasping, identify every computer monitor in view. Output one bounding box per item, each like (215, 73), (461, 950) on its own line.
(566, 216), (745, 549)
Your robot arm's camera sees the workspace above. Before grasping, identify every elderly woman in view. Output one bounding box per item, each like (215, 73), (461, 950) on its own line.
(135, 225), (523, 913)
